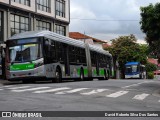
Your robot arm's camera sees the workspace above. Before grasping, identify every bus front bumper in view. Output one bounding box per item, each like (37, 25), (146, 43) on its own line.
(125, 74), (140, 79)
(6, 66), (45, 81)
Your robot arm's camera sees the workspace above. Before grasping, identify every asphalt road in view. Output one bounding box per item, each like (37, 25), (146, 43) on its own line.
(0, 79), (160, 120)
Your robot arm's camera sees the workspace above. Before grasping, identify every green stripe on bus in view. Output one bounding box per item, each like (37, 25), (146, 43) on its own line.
(10, 63), (35, 71)
(77, 68), (88, 76)
(84, 69), (88, 75)
(93, 69), (105, 76)
(77, 69), (80, 75)
(100, 69), (105, 76)
(94, 69), (97, 75)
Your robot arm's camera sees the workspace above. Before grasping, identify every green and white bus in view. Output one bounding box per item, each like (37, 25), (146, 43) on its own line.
(5, 31), (113, 83)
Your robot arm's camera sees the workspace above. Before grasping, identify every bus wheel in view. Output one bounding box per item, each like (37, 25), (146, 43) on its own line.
(139, 74), (142, 79)
(104, 70), (109, 80)
(106, 71), (110, 80)
(54, 68), (62, 83)
(80, 69), (84, 81)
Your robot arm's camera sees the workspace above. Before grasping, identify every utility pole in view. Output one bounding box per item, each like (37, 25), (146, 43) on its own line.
(116, 61), (120, 79)
(83, 31), (86, 43)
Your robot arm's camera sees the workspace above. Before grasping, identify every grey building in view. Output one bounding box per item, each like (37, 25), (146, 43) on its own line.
(0, 0), (70, 44)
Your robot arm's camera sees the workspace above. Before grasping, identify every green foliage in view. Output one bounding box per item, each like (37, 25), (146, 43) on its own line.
(105, 35), (148, 68)
(105, 35), (148, 78)
(147, 72), (154, 79)
(145, 62), (157, 72)
(140, 3), (160, 59)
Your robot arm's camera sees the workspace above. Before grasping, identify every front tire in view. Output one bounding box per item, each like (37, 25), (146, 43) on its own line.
(79, 69), (84, 81)
(99, 70), (109, 80)
(106, 71), (109, 80)
(54, 68), (62, 83)
(139, 74), (142, 79)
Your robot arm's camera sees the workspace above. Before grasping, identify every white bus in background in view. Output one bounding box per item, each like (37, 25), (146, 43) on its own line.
(5, 31), (113, 83)
(125, 62), (146, 79)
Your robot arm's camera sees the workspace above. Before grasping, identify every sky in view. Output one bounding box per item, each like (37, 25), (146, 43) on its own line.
(69, 0), (159, 44)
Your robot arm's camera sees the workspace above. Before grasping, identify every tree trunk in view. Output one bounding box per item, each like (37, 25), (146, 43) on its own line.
(121, 66), (125, 79)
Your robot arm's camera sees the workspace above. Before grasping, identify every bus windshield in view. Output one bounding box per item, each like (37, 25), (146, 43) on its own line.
(125, 65), (138, 73)
(9, 44), (42, 63)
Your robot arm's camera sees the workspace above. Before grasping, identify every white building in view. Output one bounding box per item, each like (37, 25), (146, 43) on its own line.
(69, 32), (109, 49)
(0, 0), (70, 43)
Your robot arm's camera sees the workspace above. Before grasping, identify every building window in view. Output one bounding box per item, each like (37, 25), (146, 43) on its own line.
(55, 24), (66, 36)
(36, 20), (51, 30)
(10, 14), (29, 36)
(37, 0), (51, 12)
(56, 0), (65, 17)
(12, 0), (30, 6)
(0, 12), (3, 42)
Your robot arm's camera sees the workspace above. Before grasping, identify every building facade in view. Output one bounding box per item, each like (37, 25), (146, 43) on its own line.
(0, 0), (70, 44)
(69, 32), (109, 49)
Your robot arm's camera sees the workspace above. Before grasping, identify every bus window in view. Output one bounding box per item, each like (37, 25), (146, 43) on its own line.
(69, 45), (76, 63)
(56, 42), (64, 62)
(132, 65), (138, 72)
(125, 66), (132, 73)
(91, 51), (96, 67)
(50, 41), (57, 62)
(80, 48), (86, 65)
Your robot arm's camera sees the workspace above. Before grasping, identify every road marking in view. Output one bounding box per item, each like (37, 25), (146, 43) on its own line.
(106, 91), (129, 98)
(55, 88), (89, 95)
(0, 85), (16, 89)
(132, 93), (149, 100)
(121, 81), (153, 89)
(7, 86), (31, 90)
(33, 87), (71, 93)
(80, 89), (107, 95)
(159, 100), (160, 103)
(0, 89), (3, 91)
(3, 85), (16, 87)
(11, 87), (50, 92)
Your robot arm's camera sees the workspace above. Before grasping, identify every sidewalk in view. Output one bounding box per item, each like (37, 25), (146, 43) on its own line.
(154, 75), (160, 80)
(0, 79), (11, 85)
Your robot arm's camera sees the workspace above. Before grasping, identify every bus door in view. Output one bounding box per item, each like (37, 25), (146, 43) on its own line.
(64, 44), (70, 76)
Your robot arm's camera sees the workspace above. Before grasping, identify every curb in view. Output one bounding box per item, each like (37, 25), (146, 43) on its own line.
(0, 79), (10, 84)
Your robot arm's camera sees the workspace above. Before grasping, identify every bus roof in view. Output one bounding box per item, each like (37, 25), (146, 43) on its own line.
(88, 44), (111, 56)
(8, 30), (112, 57)
(125, 62), (139, 66)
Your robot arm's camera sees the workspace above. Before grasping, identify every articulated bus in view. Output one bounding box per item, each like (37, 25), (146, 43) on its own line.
(5, 31), (113, 83)
(125, 62), (146, 79)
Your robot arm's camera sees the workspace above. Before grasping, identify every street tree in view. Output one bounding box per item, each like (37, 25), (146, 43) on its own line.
(105, 35), (148, 78)
(145, 62), (157, 72)
(140, 3), (160, 60)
